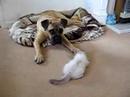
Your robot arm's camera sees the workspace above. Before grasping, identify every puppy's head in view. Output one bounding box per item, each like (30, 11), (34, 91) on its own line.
(41, 18), (68, 45)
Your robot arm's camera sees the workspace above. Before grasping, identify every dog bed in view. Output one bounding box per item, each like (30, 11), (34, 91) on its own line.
(9, 9), (104, 47)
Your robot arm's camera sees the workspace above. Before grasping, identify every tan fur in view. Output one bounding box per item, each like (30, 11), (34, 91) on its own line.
(34, 8), (86, 64)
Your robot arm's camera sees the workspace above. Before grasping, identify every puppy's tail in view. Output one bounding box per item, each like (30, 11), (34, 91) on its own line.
(49, 74), (71, 85)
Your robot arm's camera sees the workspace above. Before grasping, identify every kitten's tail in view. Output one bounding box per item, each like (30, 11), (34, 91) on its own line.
(49, 74), (71, 85)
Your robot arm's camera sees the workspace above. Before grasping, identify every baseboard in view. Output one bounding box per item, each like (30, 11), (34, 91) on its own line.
(0, 20), (14, 28)
(92, 14), (107, 25)
(85, 7), (107, 24)
(107, 23), (130, 34)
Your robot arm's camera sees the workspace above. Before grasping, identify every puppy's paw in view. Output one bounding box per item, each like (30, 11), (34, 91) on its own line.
(34, 54), (45, 64)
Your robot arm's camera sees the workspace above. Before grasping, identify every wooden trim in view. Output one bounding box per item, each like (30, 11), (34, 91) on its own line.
(115, 0), (126, 22)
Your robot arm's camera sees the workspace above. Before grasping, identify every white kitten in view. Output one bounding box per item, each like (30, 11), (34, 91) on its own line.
(50, 51), (89, 85)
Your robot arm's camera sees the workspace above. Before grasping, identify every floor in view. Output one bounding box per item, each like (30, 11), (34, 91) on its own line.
(0, 28), (130, 97)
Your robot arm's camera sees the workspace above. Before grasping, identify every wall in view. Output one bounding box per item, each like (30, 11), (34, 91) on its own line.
(0, 0), (4, 26)
(0, 0), (85, 26)
(0, 0), (109, 26)
(85, 0), (108, 24)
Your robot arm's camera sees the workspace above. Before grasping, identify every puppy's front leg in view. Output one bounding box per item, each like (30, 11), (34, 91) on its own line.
(62, 35), (80, 54)
(33, 31), (47, 64)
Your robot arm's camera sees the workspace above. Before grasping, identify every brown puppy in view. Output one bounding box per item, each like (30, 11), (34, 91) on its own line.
(34, 8), (87, 64)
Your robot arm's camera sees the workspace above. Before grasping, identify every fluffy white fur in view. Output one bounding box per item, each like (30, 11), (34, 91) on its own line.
(50, 51), (89, 85)
(63, 51), (89, 79)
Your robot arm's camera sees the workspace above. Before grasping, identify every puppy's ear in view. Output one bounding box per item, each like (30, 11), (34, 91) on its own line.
(61, 19), (68, 28)
(41, 19), (49, 30)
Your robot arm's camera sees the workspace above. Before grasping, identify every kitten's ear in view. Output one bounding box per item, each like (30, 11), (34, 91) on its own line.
(41, 19), (49, 30)
(60, 18), (68, 28)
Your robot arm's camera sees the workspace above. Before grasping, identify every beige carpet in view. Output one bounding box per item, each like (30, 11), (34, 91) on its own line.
(0, 28), (130, 97)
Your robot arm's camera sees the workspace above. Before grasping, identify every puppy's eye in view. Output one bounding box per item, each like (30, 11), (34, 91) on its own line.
(49, 29), (55, 34)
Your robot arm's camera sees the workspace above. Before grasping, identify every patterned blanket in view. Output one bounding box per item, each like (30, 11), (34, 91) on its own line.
(9, 9), (104, 47)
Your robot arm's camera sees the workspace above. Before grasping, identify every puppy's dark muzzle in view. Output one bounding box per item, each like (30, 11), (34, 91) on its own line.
(51, 35), (62, 45)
